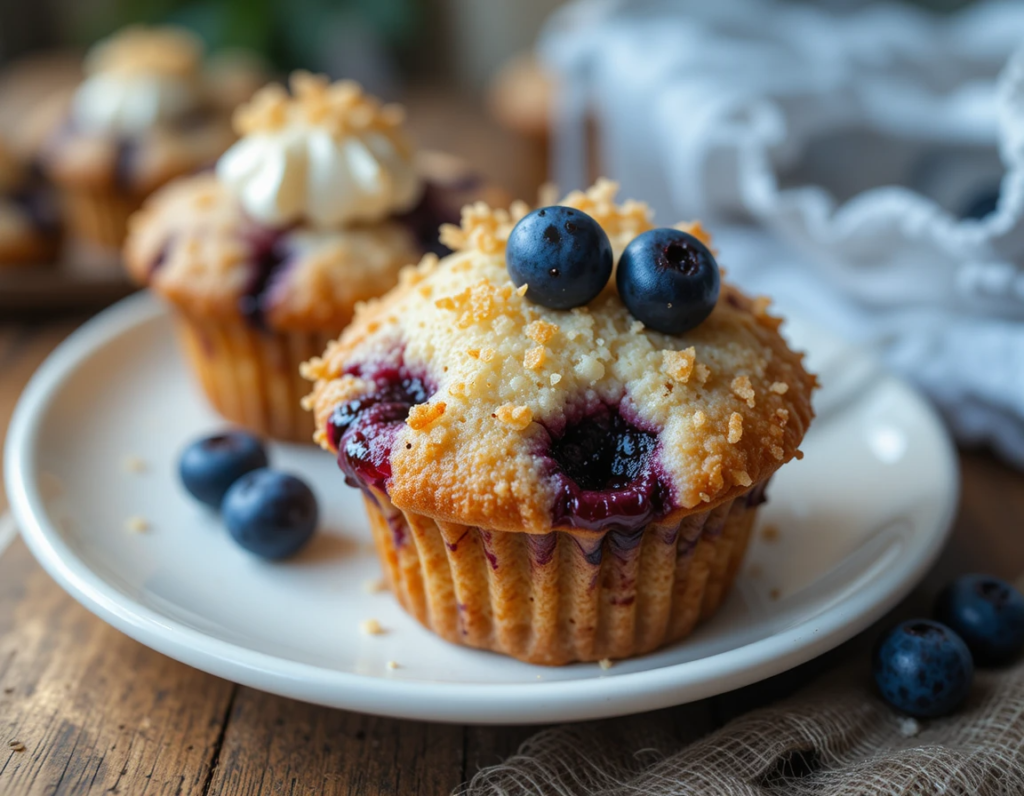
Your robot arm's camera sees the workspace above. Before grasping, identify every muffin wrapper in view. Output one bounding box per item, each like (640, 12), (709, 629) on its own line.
(175, 312), (337, 443)
(362, 485), (761, 665)
(60, 186), (142, 249)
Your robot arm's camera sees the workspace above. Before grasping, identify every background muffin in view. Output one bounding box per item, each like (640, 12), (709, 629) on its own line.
(0, 137), (58, 265)
(304, 180), (816, 665)
(126, 73), (496, 442)
(39, 25), (236, 249)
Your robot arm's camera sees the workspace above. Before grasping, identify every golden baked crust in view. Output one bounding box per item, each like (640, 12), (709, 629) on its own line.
(124, 174), (420, 331)
(305, 181), (816, 534)
(44, 121), (234, 196)
(84, 25), (202, 79)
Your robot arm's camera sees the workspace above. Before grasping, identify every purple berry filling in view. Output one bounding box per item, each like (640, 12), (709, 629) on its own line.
(394, 178), (477, 257)
(113, 138), (140, 192)
(238, 227), (293, 329)
(544, 405), (672, 534)
(327, 357), (435, 492)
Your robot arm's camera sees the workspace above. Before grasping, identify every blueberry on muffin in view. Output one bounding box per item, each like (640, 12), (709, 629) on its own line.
(126, 72), (493, 442)
(303, 179), (816, 665)
(39, 25), (236, 248)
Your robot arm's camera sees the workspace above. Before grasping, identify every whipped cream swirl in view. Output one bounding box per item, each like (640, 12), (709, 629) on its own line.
(215, 125), (422, 229)
(72, 72), (200, 136)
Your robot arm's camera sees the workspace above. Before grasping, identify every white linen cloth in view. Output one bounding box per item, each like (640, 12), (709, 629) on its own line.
(539, 0), (1024, 466)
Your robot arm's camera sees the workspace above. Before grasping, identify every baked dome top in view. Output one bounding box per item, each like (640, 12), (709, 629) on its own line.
(304, 180), (816, 534)
(124, 174), (419, 331)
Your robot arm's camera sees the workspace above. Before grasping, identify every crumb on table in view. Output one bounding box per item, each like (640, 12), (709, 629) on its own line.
(898, 717), (920, 737)
(769, 588), (781, 601)
(760, 525), (780, 543)
(8, 740), (25, 752)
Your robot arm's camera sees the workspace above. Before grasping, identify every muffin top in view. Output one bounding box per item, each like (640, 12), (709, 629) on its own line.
(303, 180), (816, 535)
(216, 72), (422, 229)
(124, 174), (419, 331)
(41, 26), (234, 194)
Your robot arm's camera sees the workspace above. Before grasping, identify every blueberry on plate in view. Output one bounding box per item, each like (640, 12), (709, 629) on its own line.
(616, 228), (720, 335)
(872, 619), (973, 718)
(935, 574), (1024, 666)
(506, 206), (612, 310)
(179, 431), (269, 508)
(222, 469), (318, 560)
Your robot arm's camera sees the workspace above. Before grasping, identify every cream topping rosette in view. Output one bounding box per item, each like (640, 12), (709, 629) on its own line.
(216, 72), (423, 229)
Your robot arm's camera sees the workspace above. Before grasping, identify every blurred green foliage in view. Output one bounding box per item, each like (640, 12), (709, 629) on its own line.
(76, 0), (420, 70)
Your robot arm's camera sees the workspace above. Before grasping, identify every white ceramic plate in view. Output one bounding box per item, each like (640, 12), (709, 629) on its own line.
(4, 293), (958, 724)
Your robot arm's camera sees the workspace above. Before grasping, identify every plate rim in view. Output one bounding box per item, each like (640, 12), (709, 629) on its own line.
(4, 293), (960, 724)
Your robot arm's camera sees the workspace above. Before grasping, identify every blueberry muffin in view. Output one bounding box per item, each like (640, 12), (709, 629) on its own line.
(126, 72), (492, 442)
(40, 26), (235, 248)
(0, 138), (58, 265)
(303, 180), (815, 665)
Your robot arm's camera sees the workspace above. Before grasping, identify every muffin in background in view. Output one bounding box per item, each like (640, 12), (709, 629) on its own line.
(0, 137), (58, 265)
(303, 180), (816, 665)
(126, 72), (493, 442)
(40, 26), (235, 249)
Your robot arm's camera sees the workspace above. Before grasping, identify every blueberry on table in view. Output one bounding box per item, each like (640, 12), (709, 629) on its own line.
(506, 206), (613, 310)
(616, 228), (720, 335)
(179, 431), (269, 508)
(872, 619), (973, 718)
(222, 469), (318, 560)
(935, 574), (1024, 666)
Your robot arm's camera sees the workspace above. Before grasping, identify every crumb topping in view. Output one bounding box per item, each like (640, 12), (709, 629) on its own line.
(305, 183), (815, 533)
(234, 71), (408, 142)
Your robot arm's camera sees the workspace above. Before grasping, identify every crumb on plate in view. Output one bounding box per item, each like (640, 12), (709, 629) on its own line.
(363, 578), (387, 594)
(123, 456), (148, 473)
(360, 618), (385, 636)
(125, 516), (149, 533)
(598, 658), (613, 670)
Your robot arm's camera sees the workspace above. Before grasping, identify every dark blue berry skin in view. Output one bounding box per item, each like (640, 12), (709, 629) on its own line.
(179, 432), (269, 508)
(616, 228), (720, 335)
(935, 574), (1024, 666)
(506, 206), (613, 310)
(872, 619), (974, 718)
(222, 469), (318, 560)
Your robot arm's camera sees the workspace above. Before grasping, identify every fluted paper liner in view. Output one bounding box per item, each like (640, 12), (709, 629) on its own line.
(176, 312), (336, 443)
(362, 485), (760, 665)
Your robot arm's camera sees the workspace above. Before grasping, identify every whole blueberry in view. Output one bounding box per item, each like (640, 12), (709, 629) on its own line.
(179, 431), (269, 508)
(872, 619), (973, 718)
(506, 206), (613, 310)
(222, 469), (318, 560)
(935, 574), (1024, 666)
(616, 228), (720, 335)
